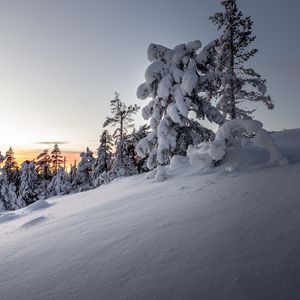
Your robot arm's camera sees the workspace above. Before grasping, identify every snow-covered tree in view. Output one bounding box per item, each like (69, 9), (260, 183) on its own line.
(36, 149), (52, 179)
(69, 160), (77, 188)
(209, 0), (274, 119)
(92, 130), (113, 187)
(0, 151), (4, 164)
(0, 177), (5, 212)
(1, 183), (24, 210)
(36, 149), (52, 198)
(2, 147), (19, 184)
(128, 124), (150, 174)
(174, 121), (215, 156)
(48, 168), (72, 197)
(136, 41), (224, 178)
(120, 133), (138, 176)
(51, 144), (63, 175)
(18, 160), (39, 205)
(103, 92), (140, 177)
(0, 153), (5, 211)
(103, 92), (140, 141)
(75, 147), (95, 191)
(0, 148), (25, 210)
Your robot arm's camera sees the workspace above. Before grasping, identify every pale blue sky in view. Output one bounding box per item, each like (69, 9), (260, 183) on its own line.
(0, 0), (299, 154)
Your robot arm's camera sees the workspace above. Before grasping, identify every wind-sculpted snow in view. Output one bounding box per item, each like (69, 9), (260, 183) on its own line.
(0, 129), (300, 300)
(25, 199), (53, 212)
(19, 216), (48, 229)
(188, 119), (288, 170)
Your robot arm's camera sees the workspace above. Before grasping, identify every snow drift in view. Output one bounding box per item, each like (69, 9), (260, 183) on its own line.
(0, 129), (300, 300)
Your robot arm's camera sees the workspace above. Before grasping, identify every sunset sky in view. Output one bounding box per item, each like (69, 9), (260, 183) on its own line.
(0, 0), (299, 164)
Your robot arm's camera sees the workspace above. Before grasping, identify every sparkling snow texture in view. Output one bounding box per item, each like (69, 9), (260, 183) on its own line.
(0, 129), (300, 300)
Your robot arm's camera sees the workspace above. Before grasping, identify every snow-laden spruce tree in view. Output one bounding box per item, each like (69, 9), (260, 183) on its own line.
(51, 144), (63, 175)
(174, 122), (215, 156)
(74, 147), (95, 191)
(0, 151), (4, 164)
(36, 149), (52, 199)
(2, 147), (19, 184)
(103, 92), (140, 177)
(18, 160), (40, 205)
(0, 148), (25, 210)
(92, 130), (113, 187)
(0, 153), (5, 211)
(1, 183), (25, 210)
(48, 168), (72, 197)
(122, 125), (151, 175)
(136, 41), (224, 180)
(209, 0), (274, 119)
(130, 125), (150, 174)
(69, 161), (77, 187)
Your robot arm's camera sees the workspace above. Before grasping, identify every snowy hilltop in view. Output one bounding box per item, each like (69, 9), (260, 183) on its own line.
(0, 128), (300, 300)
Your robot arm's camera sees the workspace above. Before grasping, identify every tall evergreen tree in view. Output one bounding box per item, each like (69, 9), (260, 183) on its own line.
(69, 160), (77, 189)
(18, 160), (39, 205)
(51, 144), (63, 175)
(36, 149), (52, 198)
(136, 41), (224, 178)
(0, 147), (24, 210)
(103, 92), (140, 142)
(130, 124), (150, 174)
(36, 149), (52, 179)
(0, 151), (4, 164)
(92, 130), (114, 187)
(75, 147), (95, 191)
(103, 92), (140, 176)
(2, 147), (19, 184)
(210, 0), (274, 119)
(0, 153), (6, 211)
(174, 121), (215, 156)
(48, 168), (72, 197)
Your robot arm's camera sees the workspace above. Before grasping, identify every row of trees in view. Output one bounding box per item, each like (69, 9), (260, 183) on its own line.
(0, 0), (273, 210)
(0, 93), (150, 211)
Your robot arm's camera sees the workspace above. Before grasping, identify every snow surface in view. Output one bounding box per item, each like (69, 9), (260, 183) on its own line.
(1, 129), (300, 300)
(188, 119), (288, 170)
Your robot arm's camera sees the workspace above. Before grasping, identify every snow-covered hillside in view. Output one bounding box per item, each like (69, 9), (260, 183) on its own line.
(1, 129), (300, 300)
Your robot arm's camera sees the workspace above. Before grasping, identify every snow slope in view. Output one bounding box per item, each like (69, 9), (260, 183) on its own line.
(1, 129), (300, 300)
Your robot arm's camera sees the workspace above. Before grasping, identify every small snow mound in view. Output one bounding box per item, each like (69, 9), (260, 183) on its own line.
(169, 155), (189, 170)
(188, 119), (288, 170)
(25, 200), (53, 212)
(187, 144), (213, 170)
(19, 216), (48, 229)
(145, 168), (157, 179)
(155, 165), (167, 182)
(225, 166), (235, 172)
(0, 213), (20, 224)
(253, 129), (289, 166)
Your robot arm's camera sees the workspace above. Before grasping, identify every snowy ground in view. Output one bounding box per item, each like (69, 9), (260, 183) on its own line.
(0, 129), (300, 300)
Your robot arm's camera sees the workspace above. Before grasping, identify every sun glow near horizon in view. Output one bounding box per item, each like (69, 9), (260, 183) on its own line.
(0, 146), (81, 170)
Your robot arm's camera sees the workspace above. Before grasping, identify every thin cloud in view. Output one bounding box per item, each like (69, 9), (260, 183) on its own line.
(34, 141), (69, 145)
(78, 102), (89, 106)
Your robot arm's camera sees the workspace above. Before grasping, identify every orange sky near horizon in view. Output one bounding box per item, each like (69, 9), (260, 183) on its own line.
(13, 149), (81, 169)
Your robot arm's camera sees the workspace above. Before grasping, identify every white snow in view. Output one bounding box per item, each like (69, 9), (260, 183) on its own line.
(181, 61), (198, 94)
(188, 119), (288, 168)
(144, 61), (164, 85)
(0, 129), (300, 299)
